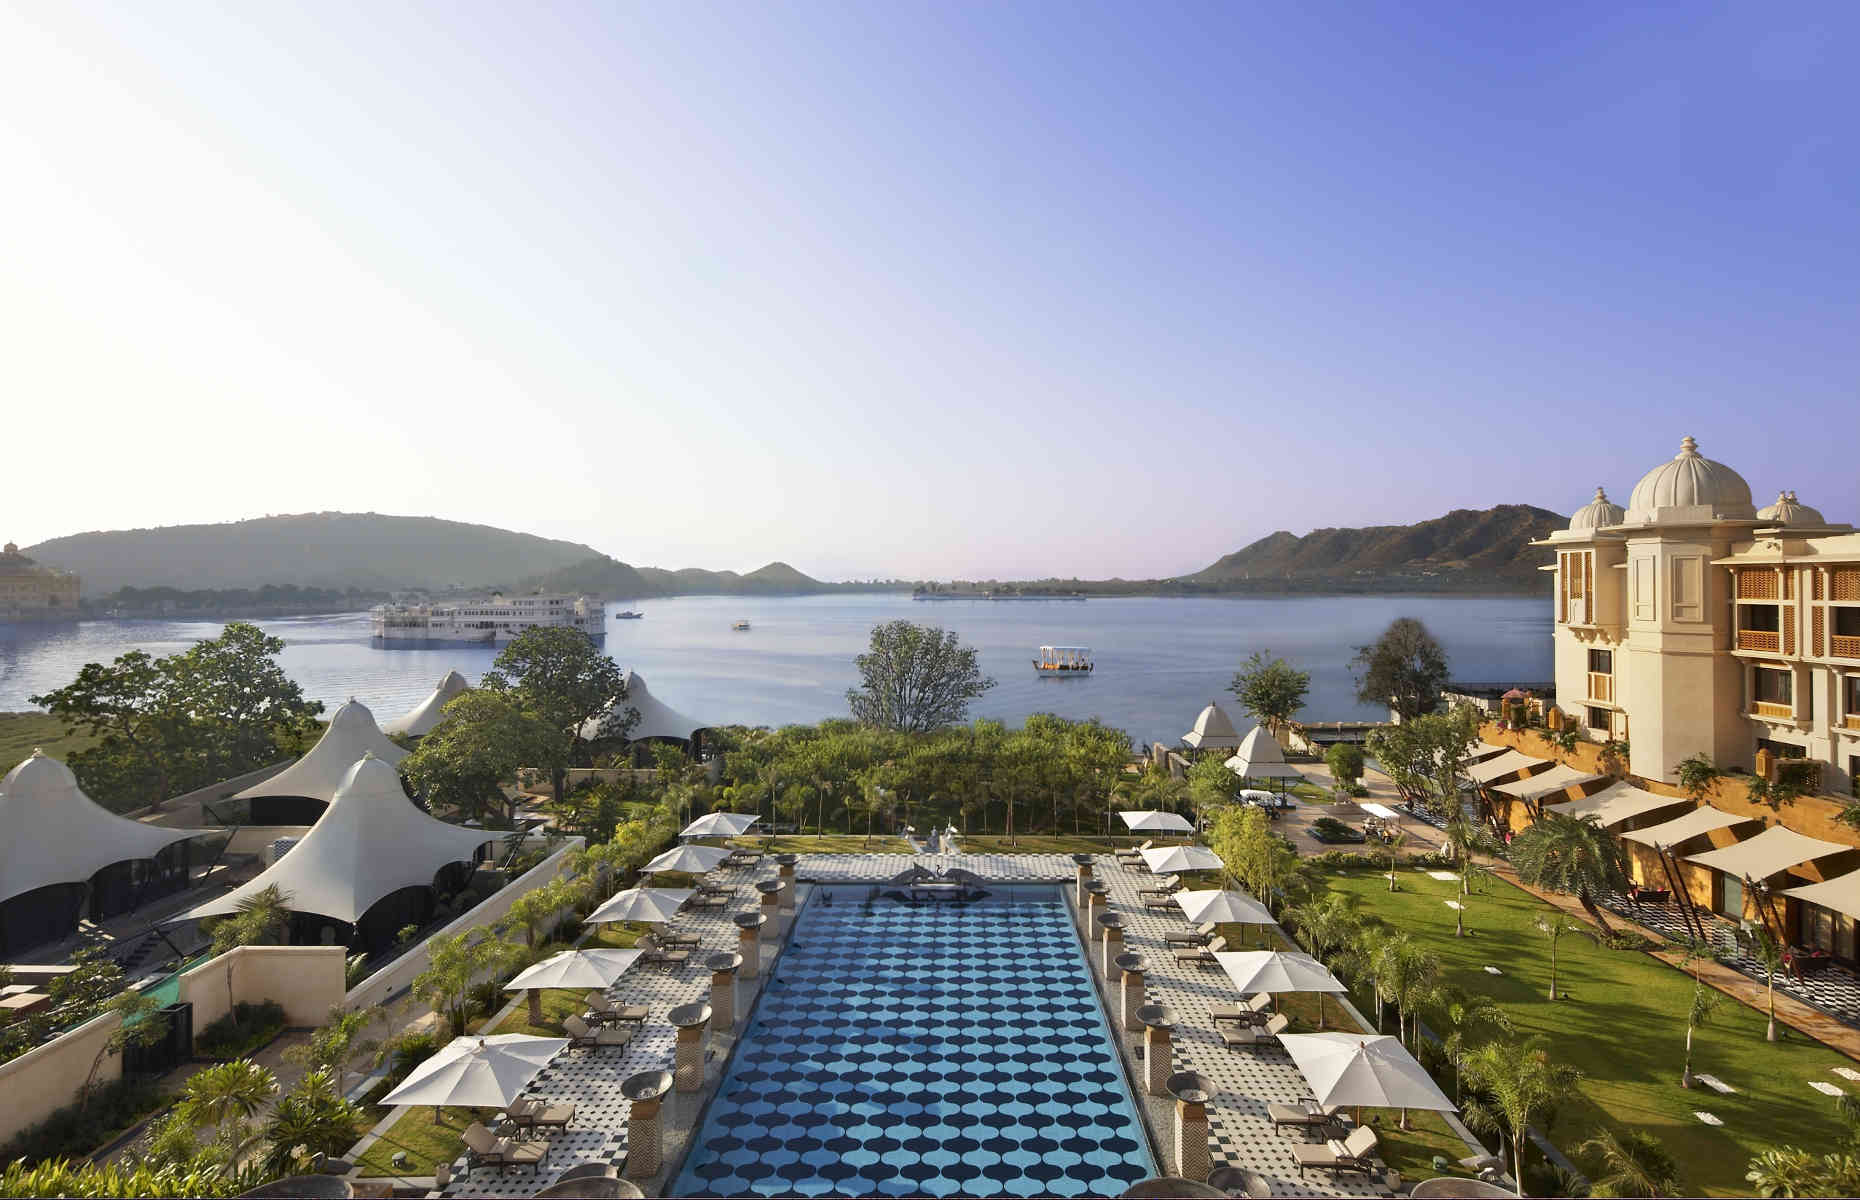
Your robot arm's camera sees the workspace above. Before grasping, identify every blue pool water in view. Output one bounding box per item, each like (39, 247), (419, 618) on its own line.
(671, 886), (1158, 1197)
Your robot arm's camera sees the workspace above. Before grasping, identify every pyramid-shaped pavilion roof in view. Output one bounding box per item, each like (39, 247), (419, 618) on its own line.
(579, 670), (711, 743)
(236, 698), (408, 804)
(1181, 701), (1242, 750)
(383, 671), (471, 738)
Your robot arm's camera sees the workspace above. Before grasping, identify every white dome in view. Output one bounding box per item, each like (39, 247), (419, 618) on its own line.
(1568, 486), (1625, 531)
(1756, 490), (1827, 527)
(1623, 436), (1755, 523)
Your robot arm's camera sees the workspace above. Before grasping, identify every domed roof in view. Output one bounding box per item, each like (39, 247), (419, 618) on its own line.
(1623, 436), (1755, 523)
(1568, 487), (1625, 531)
(1756, 490), (1827, 527)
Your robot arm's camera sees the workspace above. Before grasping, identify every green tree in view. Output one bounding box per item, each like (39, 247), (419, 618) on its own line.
(1679, 968), (1721, 1089)
(846, 621), (996, 733)
(1580, 1127), (1680, 1197)
(1750, 925), (1786, 1043)
(1440, 987), (1512, 1104)
(1351, 617), (1450, 723)
(260, 1067), (363, 1175)
(1509, 814), (1630, 934)
(1324, 742), (1365, 790)
(1228, 650), (1311, 734)
(81, 991), (169, 1112)
(1372, 933), (1441, 1054)
(1461, 1037), (1584, 1196)
(414, 930), (523, 1036)
(283, 1004), (386, 1095)
(401, 690), (557, 826)
(207, 884), (293, 955)
(1284, 893), (1361, 1029)
(1676, 752), (1721, 804)
(178, 1057), (280, 1165)
(1185, 755), (1238, 815)
(1533, 913), (1589, 1001)
(1745, 1087), (1860, 1196)
(481, 627), (635, 807)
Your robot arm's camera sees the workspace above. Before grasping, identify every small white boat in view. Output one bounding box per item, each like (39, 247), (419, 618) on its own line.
(732, 619), (751, 631)
(1033, 645), (1092, 675)
(616, 611), (644, 620)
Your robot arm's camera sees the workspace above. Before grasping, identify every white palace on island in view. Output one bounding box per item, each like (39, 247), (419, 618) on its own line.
(1539, 435), (1860, 795)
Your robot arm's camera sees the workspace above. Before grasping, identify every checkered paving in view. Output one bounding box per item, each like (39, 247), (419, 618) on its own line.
(1602, 891), (1860, 1027)
(1092, 858), (1391, 1197)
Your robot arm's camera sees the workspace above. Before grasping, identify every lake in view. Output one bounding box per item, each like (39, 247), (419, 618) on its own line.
(0, 594), (1550, 746)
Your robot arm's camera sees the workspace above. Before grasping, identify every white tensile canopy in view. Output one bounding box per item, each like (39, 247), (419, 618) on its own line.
(1176, 889), (1275, 926)
(1140, 844), (1224, 874)
(1464, 749), (1549, 786)
(641, 843), (732, 876)
(1785, 870), (1860, 921)
(504, 949), (642, 993)
(579, 670), (711, 743)
(586, 887), (696, 926)
(1181, 702), (1243, 751)
(1278, 1033), (1457, 1112)
(1214, 950), (1347, 997)
(1548, 781), (1691, 829)
(187, 755), (490, 924)
(1491, 764), (1605, 804)
(236, 698), (408, 805)
(0, 750), (212, 906)
(380, 1034), (569, 1109)
(1120, 810), (1195, 834)
(1621, 805), (1754, 848)
(382, 671), (471, 738)
(1687, 825), (1854, 881)
(1224, 726), (1304, 780)
(1465, 743), (1512, 764)
(682, 812), (760, 839)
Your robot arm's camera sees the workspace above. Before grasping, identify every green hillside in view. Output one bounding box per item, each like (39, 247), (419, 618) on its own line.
(26, 512), (601, 593)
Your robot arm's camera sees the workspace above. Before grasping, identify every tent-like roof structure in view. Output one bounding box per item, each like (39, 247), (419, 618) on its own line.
(382, 671), (471, 738)
(189, 755), (489, 925)
(1687, 825), (1854, 881)
(1223, 726), (1304, 780)
(236, 698), (408, 804)
(1466, 743), (1512, 764)
(1491, 764), (1604, 803)
(1785, 870), (1860, 921)
(1181, 702), (1242, 751)
(1621, 804), (1754, 848)
(1, 751), (212, 906)
(1465, 749), (1549, 786)
(579, 670), (711, 743)
(1548, 780), (1692, 829)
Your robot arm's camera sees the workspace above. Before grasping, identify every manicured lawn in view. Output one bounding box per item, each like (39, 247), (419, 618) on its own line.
(354, 1106), (480, 1178)
(0, 711), (97, 767)
(961, 835), (1137, 855)
(727, 834), (914, 854)
(493, 987), (589, 1037)
(1319, 867), (1857, 1195)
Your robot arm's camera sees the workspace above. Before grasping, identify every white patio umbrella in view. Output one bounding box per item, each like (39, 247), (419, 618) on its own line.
(504, 949), (643, 1024)
(1140, 844), (1223, 875)
(681, 811), (760, 839)
(1119, 810), (1194, 834)
(585, 887), (696, 926)
(641, 842), (732, 876)
(1216, 949), (1347, 1027)
(1176, 889), (1275, 927)
(1278, 1032), (1456, 1127)
(379, 1034), (570, 1121)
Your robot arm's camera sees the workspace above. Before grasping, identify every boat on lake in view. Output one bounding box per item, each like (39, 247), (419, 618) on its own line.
(732, 619), (751, 631)
(370, 593), (604, 647)
(616, 610), (644, 619)
(1033, 645), (1092, 675)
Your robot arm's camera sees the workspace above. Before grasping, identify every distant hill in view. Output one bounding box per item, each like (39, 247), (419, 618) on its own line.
(1184, 504), (1564, 589)
(520, 555), (872, 598)
(27, 513), (602, 594)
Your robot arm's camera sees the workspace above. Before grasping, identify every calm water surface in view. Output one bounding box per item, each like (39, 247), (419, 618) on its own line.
(0, 594), (1548, 744)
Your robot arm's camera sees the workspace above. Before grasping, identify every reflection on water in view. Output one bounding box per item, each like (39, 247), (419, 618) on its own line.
(0, 594), (1549, 744)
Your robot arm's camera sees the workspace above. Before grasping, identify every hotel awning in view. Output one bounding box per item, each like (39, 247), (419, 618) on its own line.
(1621, 805), (1752, 848)
(1491, 764), (1604, 803)
(1785, 870), (1860, 921)
(1548, 781), (1691, 829)
(1466, 743), (1512, 764)
(1686, 825), (1853, 881)
(1465, 750), (1549, 785)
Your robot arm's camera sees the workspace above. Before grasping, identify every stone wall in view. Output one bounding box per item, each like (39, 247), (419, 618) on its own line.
(178, 944), (349, 1032)
(0, 1009), (123, 1146)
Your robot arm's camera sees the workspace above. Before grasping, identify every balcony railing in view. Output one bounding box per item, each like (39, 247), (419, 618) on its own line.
(1587, 673), (1614, 703)
(1751, 701), (1793, 720)
(1832, 635), (1860, 660)
(1736, 630), (1781, 652)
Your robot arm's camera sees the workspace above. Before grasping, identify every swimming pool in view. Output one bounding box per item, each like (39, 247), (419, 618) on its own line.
(671, 885), (1157, 1197)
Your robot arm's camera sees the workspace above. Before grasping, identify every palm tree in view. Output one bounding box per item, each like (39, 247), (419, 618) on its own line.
(260, 1067), (364, 1175)
(1285, 894), (1361, 1029)
(283, 1004), (387, 1095)
(1372, 933), (1440, 1054)
(1750, 925), (1786, 1043)
(179, 1057), (280, 1165)
(1509, 815), (1630, 934)
(1534, 913), (1588, 1001)
(1461, 1037), (1584, 1196)
(1579, 1127), (1679, 1197)
(1384, 829), (1408, 891)
(1440, 987), (1513, 1103)
(1679, 969), (1721, 1089)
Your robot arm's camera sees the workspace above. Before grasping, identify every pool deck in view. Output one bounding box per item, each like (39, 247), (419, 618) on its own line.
(430, 852), (1394, 1198)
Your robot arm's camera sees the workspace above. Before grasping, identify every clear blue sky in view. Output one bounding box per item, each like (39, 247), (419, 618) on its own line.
(5, 2), (1855, 579)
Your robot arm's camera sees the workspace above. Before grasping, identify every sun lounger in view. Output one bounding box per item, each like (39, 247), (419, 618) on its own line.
(655, 929), (702, 948)
(461, 1122), (550, 1176)
(1268, 1100), (1342, 1140)
(563, 1014), (633, 1053)
(1290, 1126), (1379, 1178)
(1220, 1012), (1289, 1049)
(1172, 934), (1227, 966)
(637, 935), (691, 967)
(1211, 994), (1273, 1025)
(1115, 840), (1154, 862)
(1163, 922), (1217, 946)
(1142, 892), (1182, 912)
(690, 891), (729, 909)
(582, 993), (647, 1027)
(1139, 874), (1182, 896)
